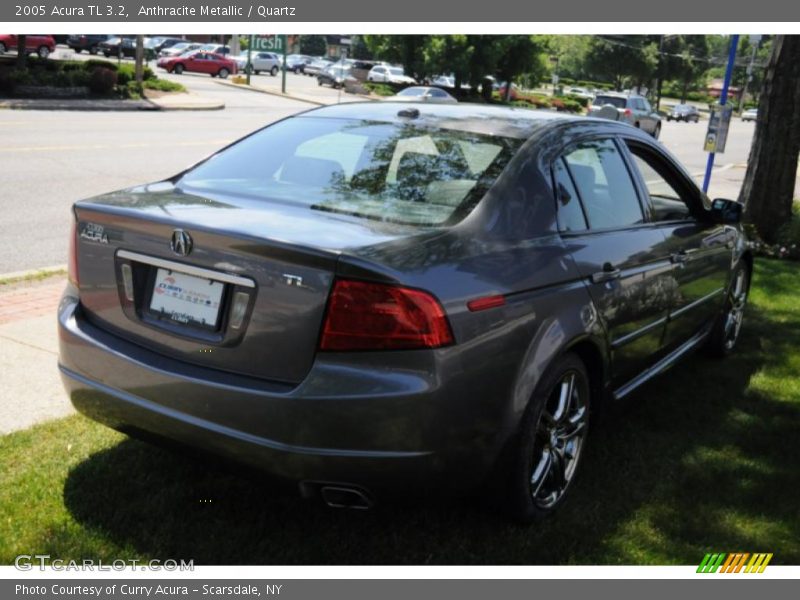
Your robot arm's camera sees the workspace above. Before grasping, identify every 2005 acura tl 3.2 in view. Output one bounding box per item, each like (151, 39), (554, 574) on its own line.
(58, 103), (751, 521)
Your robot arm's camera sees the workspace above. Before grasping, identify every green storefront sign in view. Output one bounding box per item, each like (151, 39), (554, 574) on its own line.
(251, 35), (286, 52)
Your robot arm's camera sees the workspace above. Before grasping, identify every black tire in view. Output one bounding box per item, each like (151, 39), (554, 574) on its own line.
(254, 70), (260, 75)
(498, 352), (591, 523)
(172, 64), (184, 75)
(706, 263), (750, 357)
(38, 46), (50, 59)
(73, 48), (82, 54)
(218, 68), (230, 79)
(103, 51), (111, 58)
(270, 66), (278, 76)
(89, 46), (98, 55)
(0, 42), (7, 54)
(318, 78), (323, 86)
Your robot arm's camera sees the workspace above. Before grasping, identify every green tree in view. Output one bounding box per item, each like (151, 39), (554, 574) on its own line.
(584, 36), (658, 91)
(740, 35), (800, 242)
(423, 35), (472, 89)
(494, 36), (548, 100)
(299, 35), (327, 57)
(363, 35), (428, 80)
(350, 36), (371, 60)
(673, 35), (710, 102)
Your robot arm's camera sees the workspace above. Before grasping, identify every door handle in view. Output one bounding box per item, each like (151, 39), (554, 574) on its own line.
(591, 263), (622, 283)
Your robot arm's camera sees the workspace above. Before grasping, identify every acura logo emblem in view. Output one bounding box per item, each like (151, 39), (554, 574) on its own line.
(170, 229), (193, 256)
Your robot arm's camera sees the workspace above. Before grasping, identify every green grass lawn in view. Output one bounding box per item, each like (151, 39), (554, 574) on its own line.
(1, 259), (798, 565)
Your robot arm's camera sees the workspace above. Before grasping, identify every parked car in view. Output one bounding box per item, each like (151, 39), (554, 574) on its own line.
(304, 58), (334, 77)
(588, 92), (662, 138)
(391, 86), (458, 104)
(284, 54), (313, 73)
(67, 34), (112, 55)
(233, 51), (281, 76)
(0, 34), (56, 58)
(367, 65), (417, 85)
(159, 42), (202, 58)
(60, 102), (750, 520)
(317, 65), (356, 89)
(742, 108), (758, 122)
(157, 51), (237, 78)
(200, 44), (230, 56)
(97, 37), (157, 60)
(666, 103), (700, 123)
(147, 37), (187, 54)
(566, 87), (594, 100)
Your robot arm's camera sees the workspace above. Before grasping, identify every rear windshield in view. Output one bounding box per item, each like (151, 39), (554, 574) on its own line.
(178, 117), (521, 226)
(593, 95), (626, 109)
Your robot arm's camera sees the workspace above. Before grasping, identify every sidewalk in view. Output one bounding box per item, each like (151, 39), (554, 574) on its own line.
(0, 91), (224, 111)
(0, 278), (74, 434)
(215, 78), (372, 106)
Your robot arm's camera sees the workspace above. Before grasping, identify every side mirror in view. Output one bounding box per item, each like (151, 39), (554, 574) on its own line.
(710, 198), (743, 224)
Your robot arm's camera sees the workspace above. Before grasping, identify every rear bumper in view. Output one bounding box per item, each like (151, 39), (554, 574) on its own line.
(58, 292), (514, 499)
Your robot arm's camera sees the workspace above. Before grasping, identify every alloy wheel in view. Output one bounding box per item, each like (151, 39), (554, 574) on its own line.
(723, 269), (748, 351)
(529, 370), (589, 509)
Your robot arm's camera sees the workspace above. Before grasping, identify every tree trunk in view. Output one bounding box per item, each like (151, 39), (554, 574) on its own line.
(16, 35), (27, 68)
(503, 75), (513, 102)
(740, 35), (800, 243)
(135, 35), (144, 87)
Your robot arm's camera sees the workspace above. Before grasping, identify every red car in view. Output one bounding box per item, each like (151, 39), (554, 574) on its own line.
(157, 51), (237, 78)
(0, 34), (56, 58)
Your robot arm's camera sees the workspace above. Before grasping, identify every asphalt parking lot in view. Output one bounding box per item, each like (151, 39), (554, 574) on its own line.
(0, 48), (779, 274)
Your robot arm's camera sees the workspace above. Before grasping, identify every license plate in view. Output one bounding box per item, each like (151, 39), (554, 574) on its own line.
(150, 268), (224, 328)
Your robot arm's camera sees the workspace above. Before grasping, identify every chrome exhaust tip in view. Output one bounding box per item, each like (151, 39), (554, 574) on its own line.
(319, 485), (374, 510)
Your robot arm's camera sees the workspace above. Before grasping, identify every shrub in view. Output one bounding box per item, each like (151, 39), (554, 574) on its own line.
(143, 78), (185, 92)
(364, 82), (396, 97)
(88, 67), (117, 95)
(116, 63), (155, 85)
(84, 58), (118, 72)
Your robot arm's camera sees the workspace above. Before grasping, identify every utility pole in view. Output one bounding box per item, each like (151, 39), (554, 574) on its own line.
(739, 35), (761, 112)
(655, 35), (665, 111)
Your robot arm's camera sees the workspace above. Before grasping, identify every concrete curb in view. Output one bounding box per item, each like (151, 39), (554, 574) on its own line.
(0, 264), (66, 284)
(0, 96), (225, 112)
(213, 79), (326, 106)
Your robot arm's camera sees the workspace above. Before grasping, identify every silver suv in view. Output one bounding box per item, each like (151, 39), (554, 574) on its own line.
(588, 92), (662, 139)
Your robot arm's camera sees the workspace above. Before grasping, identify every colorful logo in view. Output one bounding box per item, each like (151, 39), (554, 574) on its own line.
(697, 553), (773, 573)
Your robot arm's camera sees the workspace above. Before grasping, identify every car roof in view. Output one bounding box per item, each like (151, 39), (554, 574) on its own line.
(298, 101), (604, 139)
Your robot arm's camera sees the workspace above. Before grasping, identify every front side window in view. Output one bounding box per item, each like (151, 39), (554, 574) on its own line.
(562, 139), (643, 229)
(178, 117), (521, 226)
(626, 146), (694, 221)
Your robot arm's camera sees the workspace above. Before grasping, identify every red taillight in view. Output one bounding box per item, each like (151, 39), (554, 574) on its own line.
(319, 279), (453, 351)
(68, 220), (79, 287)
(624, 108), (632, 117)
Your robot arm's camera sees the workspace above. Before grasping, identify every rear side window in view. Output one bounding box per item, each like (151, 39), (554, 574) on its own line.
(553, 159), (587, 232)
(562, 139), (643, 230)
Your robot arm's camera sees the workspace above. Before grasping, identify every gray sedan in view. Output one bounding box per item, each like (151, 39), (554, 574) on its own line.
(390, 86), (458, 104)
(59, 103), (750, 521)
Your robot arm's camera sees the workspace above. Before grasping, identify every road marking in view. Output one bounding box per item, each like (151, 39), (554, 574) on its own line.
(0, 139), (231, 153)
